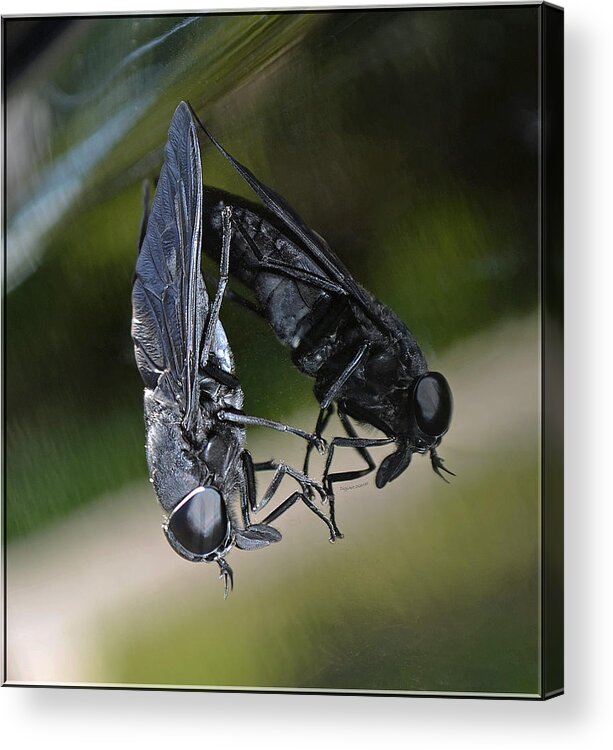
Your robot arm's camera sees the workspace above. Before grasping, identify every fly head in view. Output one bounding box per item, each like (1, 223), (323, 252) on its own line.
(163, 486), (232, 563)
(411, 372), (453, 447)
(375, 371), (453, 488)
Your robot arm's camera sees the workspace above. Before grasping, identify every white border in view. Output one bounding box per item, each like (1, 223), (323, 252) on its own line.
(6, 1), (613, 749)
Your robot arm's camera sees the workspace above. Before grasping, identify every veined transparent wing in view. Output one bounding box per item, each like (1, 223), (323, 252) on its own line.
(132, 102), (207, 433)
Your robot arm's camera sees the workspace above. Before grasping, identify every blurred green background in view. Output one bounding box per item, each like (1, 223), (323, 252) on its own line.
(5, 8), (542, 694)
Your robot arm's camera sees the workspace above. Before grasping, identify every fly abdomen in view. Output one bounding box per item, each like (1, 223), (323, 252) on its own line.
(203, 190), (342, 351)
(290, 295), (353, 377)
(255, 270), (333, 350)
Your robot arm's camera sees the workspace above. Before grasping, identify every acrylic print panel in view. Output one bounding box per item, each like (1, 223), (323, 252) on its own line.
(3, 3), (563, 697)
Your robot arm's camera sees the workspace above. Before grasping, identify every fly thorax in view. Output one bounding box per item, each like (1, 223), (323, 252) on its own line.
(143, 392), (202, 513)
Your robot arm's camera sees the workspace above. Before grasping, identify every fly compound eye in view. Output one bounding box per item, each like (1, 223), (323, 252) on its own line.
(166, 487), (228, 559)
(413, 372), (452, 438)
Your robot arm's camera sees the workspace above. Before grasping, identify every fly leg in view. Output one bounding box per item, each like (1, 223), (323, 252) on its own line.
(202, 271), (264, 319)
(322, 434), (395, 496)
(235, 452), (336, 547)
(262, 490), (337, 543)
(252, 458), (337, 542)
(319, 425), (395, 534)
(301, 405), (348, 537)
(259, 490), (337, 542)
(219, 410), (326, 454)
(235, 451), (283, 551)
(321, 344), (370, 410)
(303, 344), (370, 475)
(200, 205), (233, 367)
(301, 344), (371, 532)
(302, 405), (334, 477)
(251, 455), (343, 540)
(260, 492), (307, 525)
(325, 410), (381, 486)
(309, 411), (391, 535)
(320, 409), (387, 499)
(239, 449), (257, 527)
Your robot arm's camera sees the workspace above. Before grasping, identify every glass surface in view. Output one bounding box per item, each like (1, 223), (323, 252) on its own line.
(5, 8), (540, 694)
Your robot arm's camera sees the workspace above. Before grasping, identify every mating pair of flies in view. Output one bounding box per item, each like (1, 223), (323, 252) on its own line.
(131, 102), (453, 596)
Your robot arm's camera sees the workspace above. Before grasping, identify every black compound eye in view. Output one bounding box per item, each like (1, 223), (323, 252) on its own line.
(413, 372), (452, 438)
(168, 487), (228, 557)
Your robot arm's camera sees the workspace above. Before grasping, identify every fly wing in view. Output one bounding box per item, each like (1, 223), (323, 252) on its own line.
(132, 102), (207, 433)
(195, 113), (380, 323)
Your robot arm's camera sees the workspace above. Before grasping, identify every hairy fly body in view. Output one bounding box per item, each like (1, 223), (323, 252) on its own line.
(131, 102), (335, 595)
(192, 112), (454, 535)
